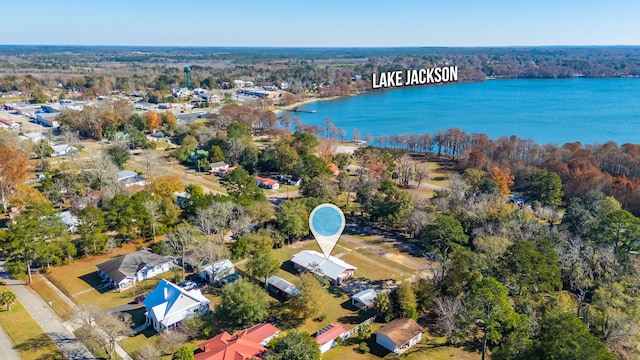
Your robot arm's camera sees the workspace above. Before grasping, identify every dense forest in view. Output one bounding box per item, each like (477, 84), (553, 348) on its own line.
(1, 46), (640, 96)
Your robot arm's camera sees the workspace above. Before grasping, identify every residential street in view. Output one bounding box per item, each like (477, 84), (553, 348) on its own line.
(0, 263), (97, 360)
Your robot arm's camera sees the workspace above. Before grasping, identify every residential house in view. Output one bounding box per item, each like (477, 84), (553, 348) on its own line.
(375, 318), (424, 354)
(97, 250), (174, 291)
(328, 163), (340, 176)
(51, 144), (78, 157)
(315, 323), (349, 354)
(118, 170), (147, 187)
(143, 279), (210, 332)
(56, 210), (79, 232)
(290, 250), (357, 285)
(71, 190), (101, 211)
(19, 132), (46, 143)
(0, 117), (19, 130)
(209, 162), (229, 175)
(194, 323), (280, 360)
(351, 289), (377, 310)
(255, 176), (279, 190)
(146, 131), (167, 142)
(266, 275), (300, 298)
(233, 80), (245, 88)
(208, 94), (220, 104)
(218, 166), (237, 177)
(35, 113), (60, 127)
(199, 259), (235, 285)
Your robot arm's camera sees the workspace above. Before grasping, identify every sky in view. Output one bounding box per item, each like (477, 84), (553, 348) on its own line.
(3, 0), (639, 47)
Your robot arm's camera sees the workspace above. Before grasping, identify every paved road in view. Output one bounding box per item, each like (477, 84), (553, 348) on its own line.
(0, 324), (20, 360)
(0, 264), (96, 360)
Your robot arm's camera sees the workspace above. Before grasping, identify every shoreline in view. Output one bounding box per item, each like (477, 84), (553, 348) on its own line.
(273, 94), (355, 115)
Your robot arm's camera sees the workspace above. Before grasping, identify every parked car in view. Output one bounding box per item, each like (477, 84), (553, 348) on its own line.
(180, 281), (197, 290)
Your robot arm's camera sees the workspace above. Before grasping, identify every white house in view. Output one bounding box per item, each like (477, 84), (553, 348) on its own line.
(209, 161), (229, 175)
(143, 279), (210, 332)
(19, 132), (46, 143)
(254, 176), (279, 190)
(315, 323), (349, 353)
(351, 288), (377, 310)
(97, 250), (175, 292)
(199, 259), (235, 285)
(51, 144), (78, 157)
(0, 117), (19, 130)
(118, 170), (147, 187)
(375, 318), (424, 354)
(57, 210), (79, 232)
(291, 250), (356, 285)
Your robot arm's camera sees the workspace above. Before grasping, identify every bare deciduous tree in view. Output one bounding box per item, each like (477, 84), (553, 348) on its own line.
(434, 296), (464, 345)
(167, 223), (200, 280)
(95, 312), (133, 359)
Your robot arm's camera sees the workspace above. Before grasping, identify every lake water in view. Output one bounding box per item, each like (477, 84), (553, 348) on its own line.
(292, 78), (640, 145)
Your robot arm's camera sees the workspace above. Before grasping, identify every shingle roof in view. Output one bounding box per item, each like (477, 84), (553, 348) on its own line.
(96, 250), (171, 284)
(375, 318), (423, 346)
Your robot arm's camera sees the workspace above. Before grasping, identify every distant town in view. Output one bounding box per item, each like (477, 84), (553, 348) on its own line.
(1, 46), (639, 360)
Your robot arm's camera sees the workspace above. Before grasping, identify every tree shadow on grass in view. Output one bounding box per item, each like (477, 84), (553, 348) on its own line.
(327, 285), (347, 298)
(122, 307), (147, 328)
(337, 306), (377, 325)
(15, 333), (67, 360)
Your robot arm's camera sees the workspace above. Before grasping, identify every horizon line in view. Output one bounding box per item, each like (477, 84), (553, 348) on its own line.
(2, 44), (640, 49)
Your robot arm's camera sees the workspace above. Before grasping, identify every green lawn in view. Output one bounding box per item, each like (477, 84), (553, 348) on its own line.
(0, 287), (66, 360)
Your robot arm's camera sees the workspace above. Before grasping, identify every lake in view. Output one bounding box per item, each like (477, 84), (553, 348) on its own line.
(291, 78), (640, 145)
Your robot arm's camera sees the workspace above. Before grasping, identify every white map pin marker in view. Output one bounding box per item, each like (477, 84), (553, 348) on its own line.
(309, 203), (346, 259)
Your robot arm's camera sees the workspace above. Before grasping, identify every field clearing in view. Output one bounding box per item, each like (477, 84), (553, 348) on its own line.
(0, 286), (66, 360)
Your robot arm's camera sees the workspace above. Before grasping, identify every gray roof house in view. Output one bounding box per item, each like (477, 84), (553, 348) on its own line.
(266, 275), (301, 298)
(117, 170), (147, 187)
(97, 250), (174, 292)
(351, 288), (377, 310)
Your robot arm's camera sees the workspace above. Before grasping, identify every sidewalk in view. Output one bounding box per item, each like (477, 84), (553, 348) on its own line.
(0, 264), (96, 360)
(0, 325), (20, 360)
(37, 272), (134, 360)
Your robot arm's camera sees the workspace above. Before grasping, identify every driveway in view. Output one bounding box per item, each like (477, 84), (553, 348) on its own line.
(0, 263), (96, 360)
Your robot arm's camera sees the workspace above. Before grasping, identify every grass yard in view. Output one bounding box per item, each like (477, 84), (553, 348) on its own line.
(323, 322), (483, 360)
(44, 243), (184, 311)
(29, 274), (75, 321)
(338, 251), (412, 282)
(0, 286), (66, 360)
